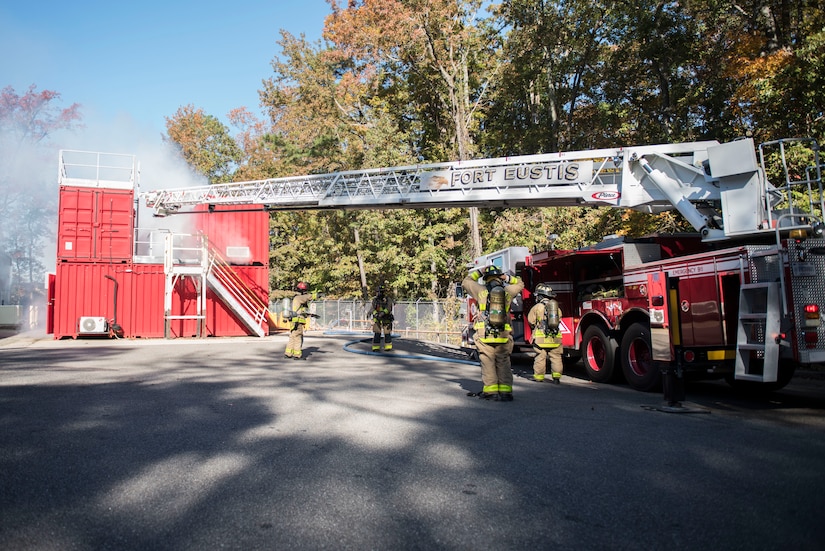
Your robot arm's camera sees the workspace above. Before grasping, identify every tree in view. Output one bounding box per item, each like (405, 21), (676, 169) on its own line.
(592, 1), (702, 144)
(260, 30), (419, 295)
(325, 0), (498, 258)
(164, 105), (243, 184)
(260, 31), (377, 177)
(259, 28), (475, 298)
(165, 1), (825, 300)
(225, 107), (279, 182)
(717, 0), (825, 141)
(483, 0), (612, 155)
(0, 85), (81, 302)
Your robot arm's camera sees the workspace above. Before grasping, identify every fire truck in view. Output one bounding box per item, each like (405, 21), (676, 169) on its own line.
(143, 136), (824, 393)
(503, 229), (823, 393)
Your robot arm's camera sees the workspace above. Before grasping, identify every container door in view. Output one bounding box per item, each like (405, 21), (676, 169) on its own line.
(95, 190), (134, 262)
(58, 188), (96, 261)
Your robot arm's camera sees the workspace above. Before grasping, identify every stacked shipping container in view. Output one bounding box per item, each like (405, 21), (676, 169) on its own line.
(50, 151), (270, 339)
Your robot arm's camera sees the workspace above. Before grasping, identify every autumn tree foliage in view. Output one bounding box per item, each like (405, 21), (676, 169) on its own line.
(164, 105), (242, 184)
(258, 29), (467, 298)
(163, 0), (825, 299)
(719, 0), (825, 141)
(0, 85), (81, 303)
(325, 0), (497, 259)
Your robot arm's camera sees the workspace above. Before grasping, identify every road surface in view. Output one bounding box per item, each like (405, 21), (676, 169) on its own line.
(1, 332), (824, 550)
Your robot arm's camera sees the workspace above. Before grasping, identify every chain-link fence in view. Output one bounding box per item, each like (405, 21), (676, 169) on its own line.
(271, 298), (468, 346)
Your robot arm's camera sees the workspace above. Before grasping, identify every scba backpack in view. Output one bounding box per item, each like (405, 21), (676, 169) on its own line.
(545, 298), (560, 333)
(486, 282), (507, 330)
(281, 297), (295, 320)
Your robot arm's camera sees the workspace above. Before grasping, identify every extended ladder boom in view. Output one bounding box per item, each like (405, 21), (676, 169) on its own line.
(142, 138), (820, 242)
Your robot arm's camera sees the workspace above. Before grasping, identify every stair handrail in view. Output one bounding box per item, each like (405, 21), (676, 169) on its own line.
(205, 243), (271, 329)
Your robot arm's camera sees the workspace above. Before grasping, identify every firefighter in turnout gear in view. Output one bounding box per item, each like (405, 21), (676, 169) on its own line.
(371, 285), (394, 351)
(462, 265), (525, 401)
(527, 283), (564, 383)
(284, 281), (317, 359)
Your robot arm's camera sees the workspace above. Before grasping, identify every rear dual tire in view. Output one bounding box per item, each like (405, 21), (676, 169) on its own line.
(620, 323), (661, 392)
(582, 325), (618, 383)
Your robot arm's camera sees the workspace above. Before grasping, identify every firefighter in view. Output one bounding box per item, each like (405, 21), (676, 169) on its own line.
(462, 265), (525, 401)
(284, 281), (317, 360)
(527, 283), (563, 383)
(371, 284), (394, 351)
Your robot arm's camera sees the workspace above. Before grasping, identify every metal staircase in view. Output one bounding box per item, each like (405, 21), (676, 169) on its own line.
(205, 248), (269, 337)
(163, 233), (270, 338)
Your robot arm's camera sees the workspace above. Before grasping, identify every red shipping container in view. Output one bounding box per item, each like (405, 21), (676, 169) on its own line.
(53, 165), (271, 339)
(53, 262), (270, 339)
(52, 262), (132, 339)
(57, 186), (135, 263)
(122, 264), (167, 338)
(194, 204), (270, 266)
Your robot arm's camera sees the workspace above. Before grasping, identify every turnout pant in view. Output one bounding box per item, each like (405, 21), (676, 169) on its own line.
(476, 338), (514, 395)
(372, 321), (393, 350)
(285, 323), (305, 358)
(532, 345), (563, 380)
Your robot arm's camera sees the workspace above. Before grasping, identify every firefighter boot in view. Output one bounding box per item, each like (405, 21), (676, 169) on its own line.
(552, 373), (561, 384)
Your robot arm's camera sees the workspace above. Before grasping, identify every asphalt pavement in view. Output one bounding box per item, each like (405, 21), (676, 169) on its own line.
(1, 330), (824, 550)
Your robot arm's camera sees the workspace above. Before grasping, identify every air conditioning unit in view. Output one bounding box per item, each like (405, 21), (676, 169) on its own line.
(78, 316), (108, 334)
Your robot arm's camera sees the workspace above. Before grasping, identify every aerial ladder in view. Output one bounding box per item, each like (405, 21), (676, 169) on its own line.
(144, 137), (823, 244)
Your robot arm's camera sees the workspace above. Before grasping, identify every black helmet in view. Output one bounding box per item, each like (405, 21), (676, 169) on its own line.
(482, 265), (504, 280)
(535, 283), (556, 299)
(296, 281), (309, 292)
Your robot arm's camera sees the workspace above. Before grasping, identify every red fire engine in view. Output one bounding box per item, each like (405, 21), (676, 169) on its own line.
(511, 229), (825, 392)
(142, 135), (824, 393)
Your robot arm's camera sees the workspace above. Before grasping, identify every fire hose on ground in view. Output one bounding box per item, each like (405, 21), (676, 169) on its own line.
(327, 330), (479, 366)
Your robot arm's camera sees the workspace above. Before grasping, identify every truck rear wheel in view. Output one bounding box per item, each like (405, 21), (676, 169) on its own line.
(582, 325), (618, 383)
(621, 323), (661, 391)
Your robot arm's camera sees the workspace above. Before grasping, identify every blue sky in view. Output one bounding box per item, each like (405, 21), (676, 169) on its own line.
(1, 0), (331, 140)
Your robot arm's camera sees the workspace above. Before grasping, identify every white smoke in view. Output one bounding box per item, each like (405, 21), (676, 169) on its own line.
(0, 108), (68, 305)
(0, 105), (225, 321)
(53, 110), (208, 260)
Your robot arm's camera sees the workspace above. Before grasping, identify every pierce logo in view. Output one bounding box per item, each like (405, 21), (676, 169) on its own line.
(592, 191), (621, 201)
